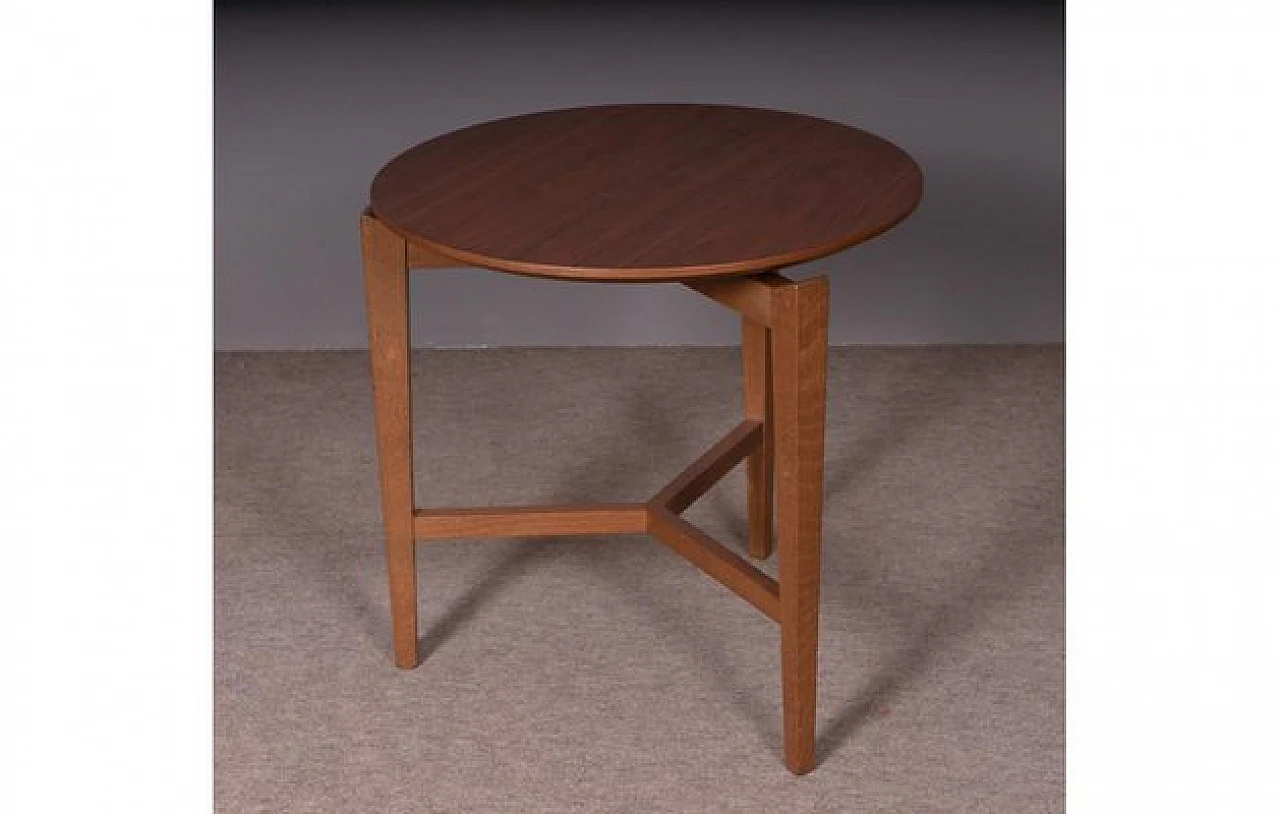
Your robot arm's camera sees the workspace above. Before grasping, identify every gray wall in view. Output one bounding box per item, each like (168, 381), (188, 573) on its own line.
(215, 2), (1062, 348)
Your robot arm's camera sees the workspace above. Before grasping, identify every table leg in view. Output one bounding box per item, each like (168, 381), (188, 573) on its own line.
(771, 276), (829, 775)
(743, 318), (774, 559)
(360, 213), (419, 669)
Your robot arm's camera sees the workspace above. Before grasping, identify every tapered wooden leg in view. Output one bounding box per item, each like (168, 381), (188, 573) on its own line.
(771, 276), (829, 775)
(743, 319), (774, 559)
(361, 213), (419, 669)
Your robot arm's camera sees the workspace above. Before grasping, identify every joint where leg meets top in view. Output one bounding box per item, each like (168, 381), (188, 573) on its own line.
(683, 271), (828, 329)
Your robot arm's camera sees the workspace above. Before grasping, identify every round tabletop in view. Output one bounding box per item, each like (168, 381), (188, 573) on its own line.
(370, 104), (922, 282)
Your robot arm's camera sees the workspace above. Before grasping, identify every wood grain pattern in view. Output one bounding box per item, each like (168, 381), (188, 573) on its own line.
(651, 420), (762, 514)
(772, 275), (829, 775)
(413, 505), (648, 540)
(648, 508), (781, 622)
(370, 104), (922, 282)
(743, 319), (775, 560)
(360, 213), (419, 670)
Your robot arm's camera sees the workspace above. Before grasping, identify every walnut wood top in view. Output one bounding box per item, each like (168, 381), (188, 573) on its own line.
(370, 104), (922, 282)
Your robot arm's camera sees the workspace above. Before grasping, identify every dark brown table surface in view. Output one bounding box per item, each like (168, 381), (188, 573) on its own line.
(370, 103), (922, 282)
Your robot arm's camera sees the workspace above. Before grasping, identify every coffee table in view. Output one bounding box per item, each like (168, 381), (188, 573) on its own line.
(361, 103), (922, 774)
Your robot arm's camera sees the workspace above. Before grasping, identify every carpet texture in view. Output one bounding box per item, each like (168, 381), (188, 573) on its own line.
(215, 346), (1063, 813)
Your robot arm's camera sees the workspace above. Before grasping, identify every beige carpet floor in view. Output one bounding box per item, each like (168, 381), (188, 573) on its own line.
(215, 346), (1063, 813)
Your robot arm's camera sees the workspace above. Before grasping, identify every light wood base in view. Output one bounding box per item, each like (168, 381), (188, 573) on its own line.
(361, 212), (829, 774)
